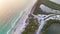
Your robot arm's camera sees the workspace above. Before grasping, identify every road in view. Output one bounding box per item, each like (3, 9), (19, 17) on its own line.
(32, 14), (60, 34)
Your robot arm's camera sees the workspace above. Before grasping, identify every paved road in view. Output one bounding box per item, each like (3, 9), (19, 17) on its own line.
(32, 14), (60, 34)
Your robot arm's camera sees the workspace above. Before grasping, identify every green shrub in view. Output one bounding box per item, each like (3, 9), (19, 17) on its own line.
(41, 19), (60, 34)
(22, 17), (38, 34)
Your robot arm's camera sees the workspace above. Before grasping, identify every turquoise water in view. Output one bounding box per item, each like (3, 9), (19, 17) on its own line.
(0, 0), (36, 34)
(46, 23), (60, 34)
(0, 8), (26, 34)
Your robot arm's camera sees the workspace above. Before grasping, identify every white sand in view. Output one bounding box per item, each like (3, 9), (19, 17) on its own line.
(0, 0), (37, 34)
(10, 0), (37, 34)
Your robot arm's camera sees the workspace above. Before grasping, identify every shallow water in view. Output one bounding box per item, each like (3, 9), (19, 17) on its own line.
(0, 0), (37, 34)
(0, 9), (26, 34)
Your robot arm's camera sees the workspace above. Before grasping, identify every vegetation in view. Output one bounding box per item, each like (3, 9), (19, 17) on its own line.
(33, 0), (60, 15)
(22, 17), (38, 34)
(41, 19), (60, 34)
(33, 0), (54, 15)
(43, 0), (60, 11)
(33, 10), (53, 15)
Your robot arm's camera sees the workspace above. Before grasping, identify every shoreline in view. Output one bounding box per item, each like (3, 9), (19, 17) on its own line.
(11, 0), (37, 34)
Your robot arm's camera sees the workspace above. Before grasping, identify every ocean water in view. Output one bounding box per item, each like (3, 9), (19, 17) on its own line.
(0, 8), (26, 34)
(0, 0), (37, 34)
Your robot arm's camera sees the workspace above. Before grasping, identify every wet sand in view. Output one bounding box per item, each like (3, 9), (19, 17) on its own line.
(11, 0), (37, 34)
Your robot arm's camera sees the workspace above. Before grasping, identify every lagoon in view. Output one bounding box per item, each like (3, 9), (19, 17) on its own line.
(46, 23), (60, 34)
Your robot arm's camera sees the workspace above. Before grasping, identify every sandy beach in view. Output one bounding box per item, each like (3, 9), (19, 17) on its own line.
(0, 0), (37, 34)
(10, 0), (37, 34)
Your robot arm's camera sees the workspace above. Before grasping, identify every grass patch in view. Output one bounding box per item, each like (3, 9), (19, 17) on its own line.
(33, 10), (53, 15)
(33, 0), (54, 15)
(43, 0), (60, 11)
